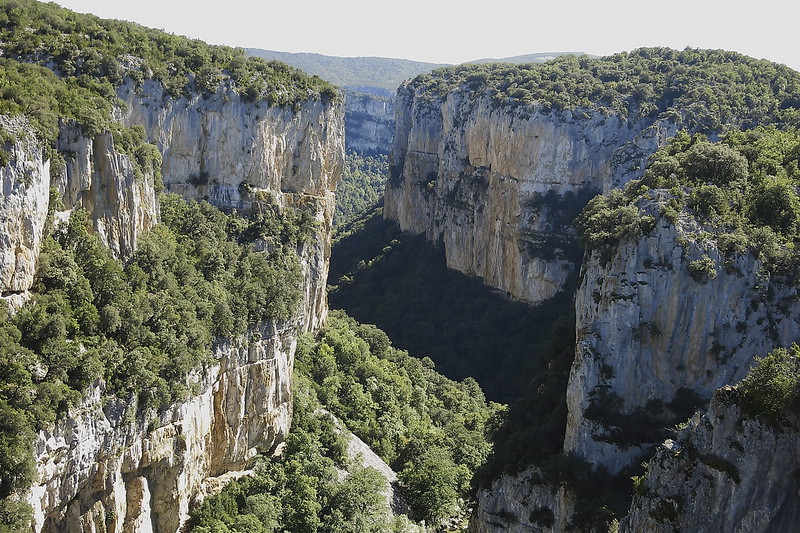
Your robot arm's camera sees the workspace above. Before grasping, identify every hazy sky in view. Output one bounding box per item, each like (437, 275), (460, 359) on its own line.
(54, 0), (799, 72)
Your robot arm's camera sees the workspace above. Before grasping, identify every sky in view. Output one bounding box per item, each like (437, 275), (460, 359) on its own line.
(54, 0), (800, 72)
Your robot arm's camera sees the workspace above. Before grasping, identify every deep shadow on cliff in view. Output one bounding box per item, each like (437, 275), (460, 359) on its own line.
(328, 205), (575, 404)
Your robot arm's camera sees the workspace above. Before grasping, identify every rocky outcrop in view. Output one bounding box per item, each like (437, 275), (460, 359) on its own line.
(469, 466), (573, 533)
(0, 116), (159, 308)
(385, 86), (677, 304)
(567, 194), (800, 474)
(15, 80), (344, 532)
(0, 116), (51, 299)
(471, 194), (800, 532)
(344, 89), (394, 155)
(29, 320), (295, 533)
(116, 79), (344, 329)
(621, 389), (800, 532)
(53, 123), (159, 260)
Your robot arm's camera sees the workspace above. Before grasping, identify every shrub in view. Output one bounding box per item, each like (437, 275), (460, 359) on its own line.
(688, 255), (718, 282)
(736, 344), (800, 420)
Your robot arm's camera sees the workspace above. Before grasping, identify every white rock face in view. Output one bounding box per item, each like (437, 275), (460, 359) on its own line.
(384, 87), (677, 304)
(53, 123), (159, 259)
(0, 116), (51, 295)
(566, 195), (800, 474)
(29, 320), (296, 533)
(344, 90), (394, 155)
(621, 390), (800, 533)
(116, 80), (344, 329)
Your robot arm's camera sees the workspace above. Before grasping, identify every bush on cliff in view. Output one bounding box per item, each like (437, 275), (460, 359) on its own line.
(736, 344), (800, 421)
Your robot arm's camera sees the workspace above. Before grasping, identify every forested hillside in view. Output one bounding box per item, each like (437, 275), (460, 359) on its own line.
(405, 48), (800, 131)
(191, 311), (497, 531)
(245, 49), (447, 93)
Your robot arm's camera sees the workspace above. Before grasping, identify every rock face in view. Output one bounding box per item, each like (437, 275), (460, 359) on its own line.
(12, 81), (344, 532)
(0, 116), (159, 308)
(471, 195), (800, 532)
(621, 389), (800, 533)
(567, 195), (800, 474)
(0, 116), (52, 298)
(469, 466), (573, 533)
(30, 321), (295, 533)
(116, 79), (343, 330)
(344, 89), (395, 155)
(53, 123), (160, 260)
(384, 86), (676, 304)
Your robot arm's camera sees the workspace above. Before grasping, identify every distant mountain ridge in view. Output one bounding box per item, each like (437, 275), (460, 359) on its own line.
(245, 49), (448, 92)
(245, 49), (587, 91)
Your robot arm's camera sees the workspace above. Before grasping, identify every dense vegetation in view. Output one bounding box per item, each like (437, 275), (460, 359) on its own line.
(190, 370), (401, 533)
(407, 48), (800, 132)
(735, 344), (800, 421)
(333, 151), (388, 225)
(329, 207), (574, 403)
(0, 0), (336, 141)
(192, 311), (496, 531)
(577, 126), (800, 278)
(0, 194), (311, 528)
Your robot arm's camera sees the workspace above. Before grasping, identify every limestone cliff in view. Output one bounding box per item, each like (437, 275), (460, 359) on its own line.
(567, 194), (800, 474)
(470, 193), (800, 532)
(344, 89), (395, 155)
(53, 123), (160, 261)
(115, 79), (344, 330)
(3, 81), (344, 531)
(621, 389), (800, 532)
(29, 320), (295, 533)
(0, 116), (51, 303)
(0, 116), (159, 309)
(385, 86), (676, 304)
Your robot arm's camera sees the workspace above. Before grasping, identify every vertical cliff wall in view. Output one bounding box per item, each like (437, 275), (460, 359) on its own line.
(343, 89), (395, 155)
(30, 321), (296, 533)
(116, 80), (344, 330)
(566, 194), (800, 474)
(2, 81), (344, 532)
(0, 116), (51, 305)
(385, 86), (676, 304)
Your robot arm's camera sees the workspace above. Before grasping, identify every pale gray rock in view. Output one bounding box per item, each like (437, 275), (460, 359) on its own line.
(385, 86), (677, 304)
(344, 89), (395, 155)
(567, 194), (800, 474)
(115, 79), (344, 330)
(0, 116), (51, 295)
(29, 320), (296, 533)
(621, 390), (800, 533)
(53, 122), (159, 259)
(469, 466), (573, 533)
(16, 79), (344, 532)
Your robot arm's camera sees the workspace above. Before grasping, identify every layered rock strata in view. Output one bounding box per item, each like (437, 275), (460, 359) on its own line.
(384, 87), (676, 304)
